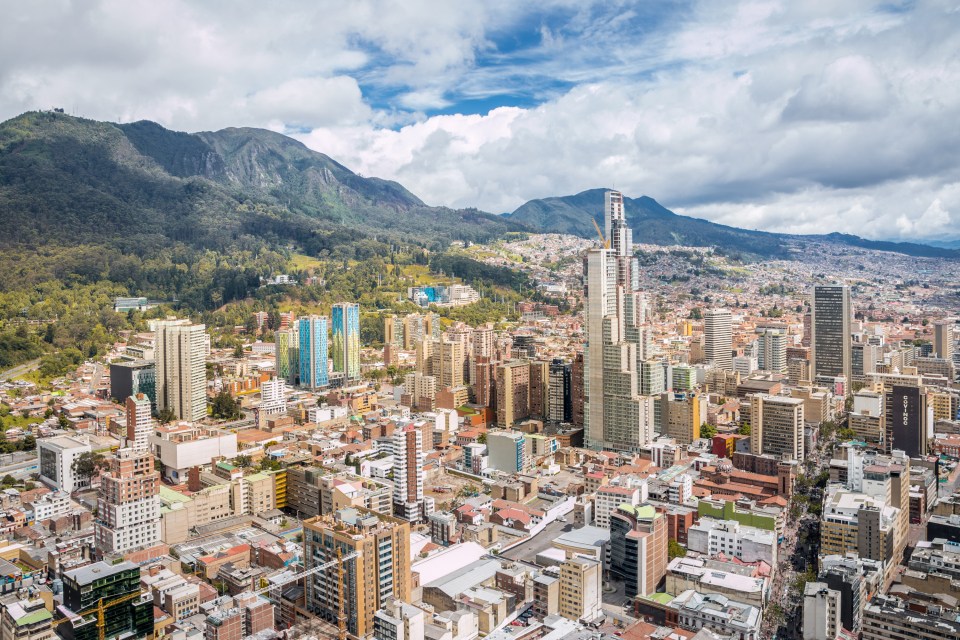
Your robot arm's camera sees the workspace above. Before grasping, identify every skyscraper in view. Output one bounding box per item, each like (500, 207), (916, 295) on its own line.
(811, 285), (852, 384)
(155, 319), (208, 422)
(275, 326), (299, 385)
(298, 316), (329, 390)
(125, 393), (152, 453)
(393, 425), (425, 523)
(704, 309), (733, 371)
(548, 359), (572, 423)
(756, 327), (787, 373)
(934, 321), (954, 360)
(584, 191), (653, 451)
(332, 303), (361, 381)
(749, 394), (805, 461)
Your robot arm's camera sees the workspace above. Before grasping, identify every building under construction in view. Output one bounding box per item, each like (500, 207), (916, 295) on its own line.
(303, 508), (411, 639)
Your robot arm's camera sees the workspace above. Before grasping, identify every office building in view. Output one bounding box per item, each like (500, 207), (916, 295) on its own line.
(495, 361), (530, 427)
(820, 486), (898, 563)
(155, 319), (208, 422)
(886, 384), (928, 457)
(298, 315), (329, 390)
(660, 393), (706, 445)
(670, 590), (761, 640)
(275, 327), (299, 385)
(811, 285), (852, 384)
(125, 393), (152, 453)
(584, 191), (653, 452)
(548, 359), (572, 423)
(749, 394), (804, 460)
(59, 561), (153, 640)
(393, 425), (426, 523)
(304, 509), (411, 639)
(571, 352), (585, 427)
(109, 359), (156, 407)
(819, 562), (866, 634)
(756, 328), (787, 373)
(529, 360), (549, 419)
(0, 598), (52, 640)
(559, 556), (602, 622)
(332, 303), (361, 381)
(935, 321), (955, 361)
(609, 504), (667, 596)
(373, 598), (425, 640)
(95, 447), (161, 555)
(803, 582), (841, 640)
(704, 309), (733, 371)
(665, 556), (767, 608)
(862, 594), (960, 640)
(38, 435), (92, 493)
(687, 518), (777, 566)
(486, 431), (527, 474)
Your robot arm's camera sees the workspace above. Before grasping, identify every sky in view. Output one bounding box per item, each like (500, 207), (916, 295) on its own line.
(2, 0), (959, 241)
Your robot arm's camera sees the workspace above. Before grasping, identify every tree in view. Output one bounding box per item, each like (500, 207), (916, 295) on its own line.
(700, 423), (717, 439)
(234, 454), (252, 468)
(477, 432), (487, 445)
(1, 475), (16, 487)
(737, 422), (751, 436)
(668, 539), (687, 560)
(57, 414), (70, 429)
(71, 451), (108, 487)
(233, 344), (245, 359)
(156, 408), (177, 424)
(211, 390), (242, 421)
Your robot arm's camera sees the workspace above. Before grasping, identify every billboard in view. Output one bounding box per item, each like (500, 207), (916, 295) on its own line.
(890, 385), (922, 457)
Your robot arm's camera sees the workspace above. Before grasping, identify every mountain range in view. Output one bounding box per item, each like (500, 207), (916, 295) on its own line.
(0, 110), (956, 262)
(505, 189), (960, 260)
(0, 111), (517, 253)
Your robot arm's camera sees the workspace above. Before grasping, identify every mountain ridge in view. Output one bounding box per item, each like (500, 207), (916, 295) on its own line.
(505, 188), (960, 260)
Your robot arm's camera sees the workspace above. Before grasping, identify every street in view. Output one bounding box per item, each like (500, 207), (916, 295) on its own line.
(0, 358), (40, 382)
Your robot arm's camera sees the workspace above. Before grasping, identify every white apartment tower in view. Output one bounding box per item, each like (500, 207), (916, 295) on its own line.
(756, 327), (787, 373)
(155, 319), (208, 422)
(95, 448), (161, 555)
(704, 309), (733, 371)
(584, 191), (655, 451)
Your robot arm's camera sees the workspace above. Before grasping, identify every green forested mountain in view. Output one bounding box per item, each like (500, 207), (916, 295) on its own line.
(0, 111), (517, 251)
(0, 111), (527, 315)
(506, 188), (960, 260)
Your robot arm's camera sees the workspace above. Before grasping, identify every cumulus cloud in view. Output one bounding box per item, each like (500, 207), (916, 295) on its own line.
(1, 0), (958, 240)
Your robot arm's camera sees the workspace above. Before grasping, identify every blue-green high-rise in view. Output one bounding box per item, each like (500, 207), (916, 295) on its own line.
(299, 316), (329, 389)
(332, 303), (360, 381)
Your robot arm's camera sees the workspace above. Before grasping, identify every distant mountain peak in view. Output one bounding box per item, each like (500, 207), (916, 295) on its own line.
(505, 188), (958, 260)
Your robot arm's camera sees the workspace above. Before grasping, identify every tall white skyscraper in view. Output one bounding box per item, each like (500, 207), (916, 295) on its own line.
(155, 319), (208, 422)
(584, 191), (655, 452)
(704, 309), (733, 371)
(757, 327), (787, 373)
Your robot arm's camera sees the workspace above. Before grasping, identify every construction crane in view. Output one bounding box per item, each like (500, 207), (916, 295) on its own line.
(252, 549), (360, 598)
(590, 217), (609, 249)
(51, 590), (143, 640)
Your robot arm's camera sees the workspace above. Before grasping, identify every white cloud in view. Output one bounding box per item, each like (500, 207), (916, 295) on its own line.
(1, 0), (958, 240)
